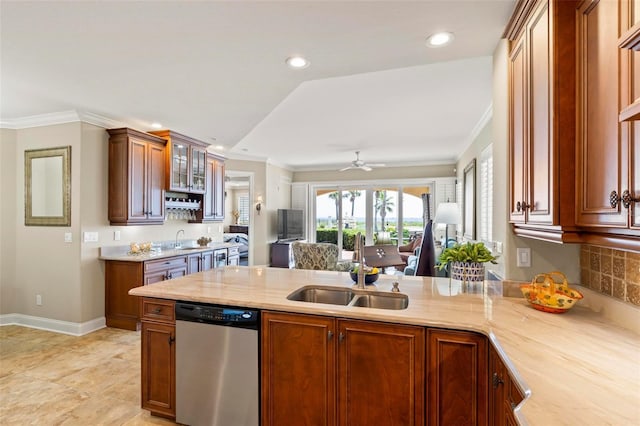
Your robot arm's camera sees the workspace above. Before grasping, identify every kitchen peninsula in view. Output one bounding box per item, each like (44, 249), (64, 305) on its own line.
(129, 266), (640, 425)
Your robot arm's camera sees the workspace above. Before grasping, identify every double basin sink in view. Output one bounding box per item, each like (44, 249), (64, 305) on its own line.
(287, 285), (408, 310)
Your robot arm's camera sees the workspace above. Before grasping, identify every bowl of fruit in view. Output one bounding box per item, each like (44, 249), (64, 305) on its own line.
(350, 266), (380, 285)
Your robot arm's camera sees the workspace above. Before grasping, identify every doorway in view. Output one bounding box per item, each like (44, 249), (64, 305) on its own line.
(224, 171), (254, 266)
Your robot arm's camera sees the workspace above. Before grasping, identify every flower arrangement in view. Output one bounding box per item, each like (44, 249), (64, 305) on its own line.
(232, 210), (240, 224)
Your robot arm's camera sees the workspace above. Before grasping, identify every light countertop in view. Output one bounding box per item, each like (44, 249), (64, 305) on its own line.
(99, 242), (241, 262)
(128, 266), (640, 426)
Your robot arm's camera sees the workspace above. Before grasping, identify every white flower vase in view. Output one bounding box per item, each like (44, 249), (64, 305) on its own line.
(450, 261), (485, 283)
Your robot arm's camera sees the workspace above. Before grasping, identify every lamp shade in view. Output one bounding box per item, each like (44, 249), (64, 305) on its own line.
(434, 202), (461, 225)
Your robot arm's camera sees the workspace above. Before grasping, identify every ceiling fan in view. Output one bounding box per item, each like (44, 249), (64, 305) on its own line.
(339, 151), (385, 172)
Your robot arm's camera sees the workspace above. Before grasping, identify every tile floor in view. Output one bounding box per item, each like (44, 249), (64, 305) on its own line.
(0, 325), (179, 425)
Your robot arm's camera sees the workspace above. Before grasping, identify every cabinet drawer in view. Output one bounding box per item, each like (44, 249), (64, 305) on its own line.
(228, 246), (239, 256)
(141, 298), (176, 323)
(144, 256), (187, 273)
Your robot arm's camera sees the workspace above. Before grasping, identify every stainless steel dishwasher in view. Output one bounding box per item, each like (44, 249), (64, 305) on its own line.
(175, 302), (259, 426)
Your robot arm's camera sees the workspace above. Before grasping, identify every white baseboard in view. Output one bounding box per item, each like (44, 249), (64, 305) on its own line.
(0, 313), (106, 336)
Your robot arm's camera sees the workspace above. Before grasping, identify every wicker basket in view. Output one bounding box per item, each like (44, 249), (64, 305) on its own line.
(520, 271), (583, 314)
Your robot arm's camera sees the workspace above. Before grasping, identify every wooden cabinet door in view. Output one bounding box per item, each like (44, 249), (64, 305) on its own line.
(201, 251), (214, 271)
(128, 137), (148, 221)
(214, 157), (225, 219)
(338, 319), (425, 426)
(509, 34), (527, 224)
(489, 346), (507, 426)
(144, 269), (168, 285)
(141, 321), (176, 419)
(576, 0), (628, 227)
(526, 1), (553, 225)
(187, 253), (201, 274)
(147, 141), (165, 221)
(105, 260), (143, 330)
(427, 329), (487, 426)
(261, 311), (336, 426)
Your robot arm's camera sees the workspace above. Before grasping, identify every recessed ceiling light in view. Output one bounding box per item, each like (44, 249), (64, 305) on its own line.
(426, 32), (454, 48)
(150, 122), (162, 129)
(286, 56), (310, 69)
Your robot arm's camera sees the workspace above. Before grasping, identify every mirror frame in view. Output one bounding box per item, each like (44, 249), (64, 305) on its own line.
(25, 146), (71, 226)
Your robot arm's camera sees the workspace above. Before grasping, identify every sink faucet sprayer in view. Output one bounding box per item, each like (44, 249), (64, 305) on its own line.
(175, 229), (185, 249)
(354, 232), (366, 289)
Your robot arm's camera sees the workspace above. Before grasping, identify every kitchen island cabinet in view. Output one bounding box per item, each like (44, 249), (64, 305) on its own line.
(128, 267), (640, 426)
(427, 329), (487, 425)
(261, 311), (425, 426)
(140, 298), (176, 420)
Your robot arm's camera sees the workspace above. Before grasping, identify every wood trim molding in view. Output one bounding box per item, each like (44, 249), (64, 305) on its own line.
(619, 21), (640, 50)
(502, 0), (538, 40)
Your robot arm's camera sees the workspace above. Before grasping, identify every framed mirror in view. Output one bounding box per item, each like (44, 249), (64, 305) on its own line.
(463, 158), (476, 240)
(25, 146), (71, 226)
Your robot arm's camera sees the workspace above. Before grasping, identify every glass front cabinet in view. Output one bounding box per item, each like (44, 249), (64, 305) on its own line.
(150, 130), (209, 194)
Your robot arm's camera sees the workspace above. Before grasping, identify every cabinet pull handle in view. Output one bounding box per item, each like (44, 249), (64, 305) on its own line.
(492, 372), (504, 388)
(168, 335), (175, 346)
(328, 330), (333, 340)
(622, 190), (640, 209)
(516, 201), (521, 212)
(153, 307), (162, 314)
(339, 332), (345, 342)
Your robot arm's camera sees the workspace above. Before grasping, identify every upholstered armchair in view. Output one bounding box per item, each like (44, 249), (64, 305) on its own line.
(291, 242), (352, 272)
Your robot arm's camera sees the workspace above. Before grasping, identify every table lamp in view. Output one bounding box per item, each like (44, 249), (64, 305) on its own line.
(434, 202), (461, 248)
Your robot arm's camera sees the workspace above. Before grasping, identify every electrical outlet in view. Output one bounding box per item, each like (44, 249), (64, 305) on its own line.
(64, 232), (72, 243)
(83, 231), (99, 242)
(495, 241), (503, 254)
(36, 294), (42, 306)
(207, 227), (211, 234)
(114, 231), (121, 241)
(516, 247), (531, 267)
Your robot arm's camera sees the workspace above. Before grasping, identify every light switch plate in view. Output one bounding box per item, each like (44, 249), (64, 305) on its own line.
(64, 232), (72, 243)
(114, 231), (121, 241)
(516, 247), (531, 267)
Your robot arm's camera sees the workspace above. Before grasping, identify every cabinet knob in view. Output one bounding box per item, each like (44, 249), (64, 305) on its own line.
(339, 332), (345, 342)
(516, 201), (530, 212)
(168, 335), (175, 346)
(622, 190), (640, 209)
(328, 330), (333, 340)
(521, 201), (530, 210)
(492, 372), (504, 389)
(153, 307), (162, 314)
(610, 190), (621, 208)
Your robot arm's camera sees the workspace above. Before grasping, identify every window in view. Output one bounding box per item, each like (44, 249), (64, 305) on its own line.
(478, 144), (493, 243)
(237, 194), (249, 225)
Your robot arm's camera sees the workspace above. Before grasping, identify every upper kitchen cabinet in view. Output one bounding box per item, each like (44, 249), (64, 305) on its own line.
(107, 128), (167, 225)
(576, 0), (640, 248)
(506, 0), (580, 243)
(201, 153), (225, 222)
(149, 130), (209, 195)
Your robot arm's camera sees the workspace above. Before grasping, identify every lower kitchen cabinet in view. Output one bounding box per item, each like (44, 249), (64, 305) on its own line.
(338, 319), (425, 426)
(187, 250), (213, 274)
(105, 256), (187, 330)
(427, 328), (488, 426)
(261, 311), (425, 426)
(489, 346), (524, 426)
(141, 298), (176, 420)
(261, 311), (336, 426)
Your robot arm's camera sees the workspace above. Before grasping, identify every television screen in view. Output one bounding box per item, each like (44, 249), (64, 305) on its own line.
(277, 209), (304, 241)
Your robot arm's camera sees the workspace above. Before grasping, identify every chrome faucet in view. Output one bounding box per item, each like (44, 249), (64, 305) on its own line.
(175, 229), (185, 249)
(354, 232), (366, 289)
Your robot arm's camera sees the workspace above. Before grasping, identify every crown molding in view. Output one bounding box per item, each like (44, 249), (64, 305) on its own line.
(457, 103), (493, 161)
(0, 110), (126, 130)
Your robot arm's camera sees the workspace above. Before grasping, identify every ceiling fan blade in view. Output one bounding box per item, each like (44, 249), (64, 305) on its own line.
(339, 166), (355, 172)
(361, 165), (372, 172)
(367, 163), (385, 167)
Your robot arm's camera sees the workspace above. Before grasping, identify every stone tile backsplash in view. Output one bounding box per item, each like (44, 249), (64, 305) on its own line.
(580, 245), (640, 307)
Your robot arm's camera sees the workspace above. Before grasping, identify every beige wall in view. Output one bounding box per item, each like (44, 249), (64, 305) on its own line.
(1, 123), (222, 323)
(470, 39), (581, 283)
(293, 164), (456, 183)
(1, 129), (18, 314)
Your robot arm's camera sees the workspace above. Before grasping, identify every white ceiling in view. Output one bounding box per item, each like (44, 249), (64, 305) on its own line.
(1, 0), (515, 171)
